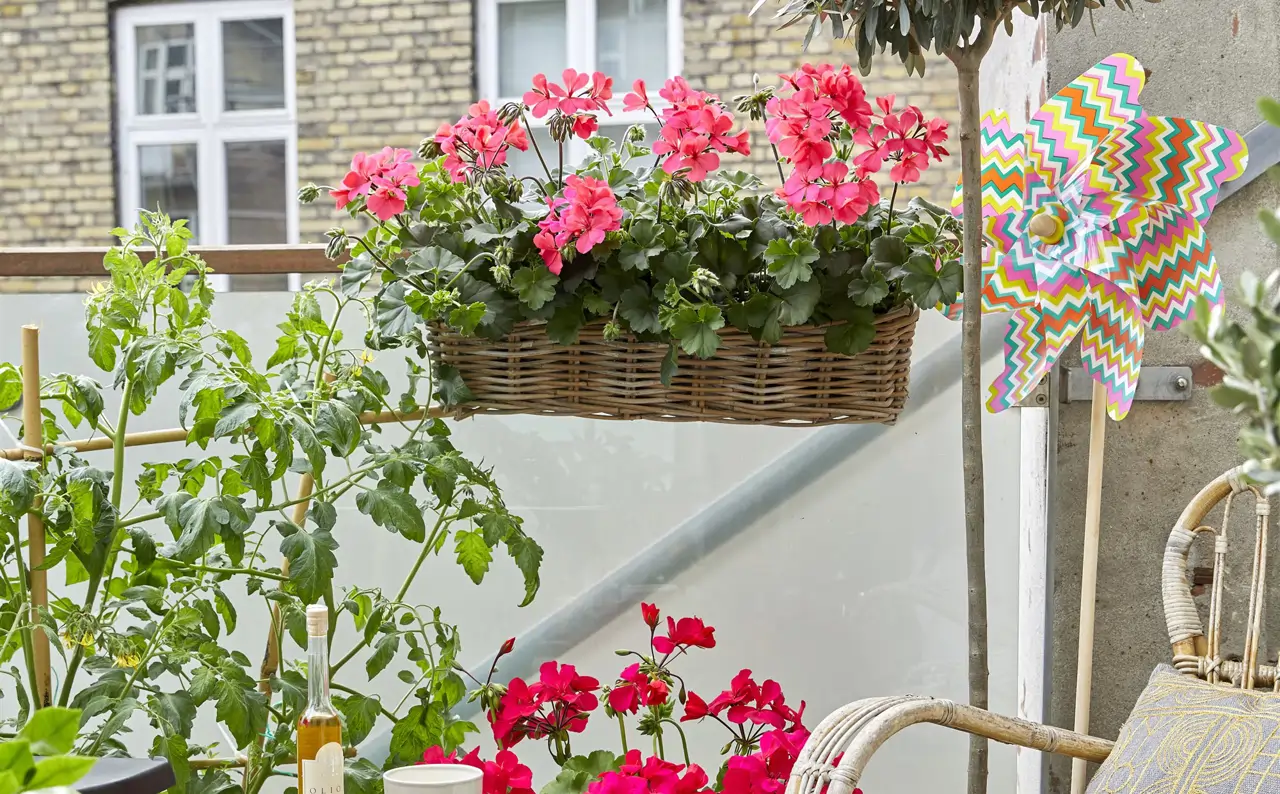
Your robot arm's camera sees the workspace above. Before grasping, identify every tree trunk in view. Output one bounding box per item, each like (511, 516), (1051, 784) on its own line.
(954, 55), (989, 794)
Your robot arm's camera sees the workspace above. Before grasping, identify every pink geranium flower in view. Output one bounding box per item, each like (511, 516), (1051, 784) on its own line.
(535, 175), (621, 272)
(330, 148), (419, 217)
(653, 616), (716, 654)
(523, 69), (612, 119)
(624, 79), (651, 113)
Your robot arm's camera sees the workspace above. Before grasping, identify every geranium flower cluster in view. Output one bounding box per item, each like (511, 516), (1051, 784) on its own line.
(489, 660), (601, 753)
(625, 77), (750, 182)
(330, 147), (421, 221)
(416, 606), (860, 794)
(589, 750), (711, 794)
(764, 63), (949, 228)
(525, 68), (613, 141)
(420, 747), (536, 794)
(535, 174), (623, 275)
(430, 100), (531, 183)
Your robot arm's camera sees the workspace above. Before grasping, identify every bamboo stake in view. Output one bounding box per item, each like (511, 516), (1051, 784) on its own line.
(1069, 379), (1108, 794)
(0, 406), (446, 461)
(21, 325), (51, 708)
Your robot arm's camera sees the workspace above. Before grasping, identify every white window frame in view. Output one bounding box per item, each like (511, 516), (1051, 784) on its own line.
(475, 0), (683, 163)
(115, 0), (298, 292)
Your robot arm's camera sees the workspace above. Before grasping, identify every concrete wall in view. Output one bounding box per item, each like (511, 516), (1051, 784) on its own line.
(0, 296), (1025, 793)
(1046, 3), (1280, 792)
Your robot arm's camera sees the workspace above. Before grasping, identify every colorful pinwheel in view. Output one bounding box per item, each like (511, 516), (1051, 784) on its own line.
(947, 53), (1249, 419)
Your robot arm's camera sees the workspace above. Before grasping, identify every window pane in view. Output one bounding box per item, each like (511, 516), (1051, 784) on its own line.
(498, 0), (566, 98)
(504, 127), (556, 181)
(136, 24), (196, 114)
(226, 140), (290, 291)
(223, 18), (286, 111)
(226, 140), (288, 243)
(139, 143), (199, 238)
(597, 0), (667, 88)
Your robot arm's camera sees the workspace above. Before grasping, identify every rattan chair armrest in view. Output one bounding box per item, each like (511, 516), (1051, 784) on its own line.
(787, 696), (1114, 794)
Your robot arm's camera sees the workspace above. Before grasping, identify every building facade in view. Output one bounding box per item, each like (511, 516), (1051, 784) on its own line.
(0, 0), (961, 291)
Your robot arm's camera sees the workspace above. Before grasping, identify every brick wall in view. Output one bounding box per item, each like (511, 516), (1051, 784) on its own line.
(0, 0), (961, 286)
(294, 0), (473, 243)
(0, 0), (115, 259)
(682, 0), (962, 204)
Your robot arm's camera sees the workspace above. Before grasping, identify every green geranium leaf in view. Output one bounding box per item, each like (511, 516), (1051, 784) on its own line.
(512, 268), (560, 310)
(669, 305), (724, 359)
(432, 365), (474, 408)
(824, 309), (877, 356)
(777, 279), (821, 326)
(764, 238), (818, 289)
(848, 266), (890, 307)
(356, 483), (426, 542)
(376, 283), (419, 338)
(660, 344), (679, 387)
(869, 235), (908, 268)
(401, 246), (466, 277)
(619, 286), (661, 334)
(449, 302), (487, 336)
(339, 252), (376, 297)
(547, 300), (585, 346)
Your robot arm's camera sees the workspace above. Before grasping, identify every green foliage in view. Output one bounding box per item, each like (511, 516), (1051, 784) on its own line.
(540, 751), (622, 794)
(0, 211), (543, 794)
(351, 140), (963, 391)
(0, 707), (95, 794)
(764, 0), (1144, 73)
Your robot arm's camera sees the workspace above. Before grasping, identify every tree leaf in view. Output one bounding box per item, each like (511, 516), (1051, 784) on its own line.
(388, 704), (434, 766)
(453, 529), (493, 584)
(18, 706), (82, 755)
(0, 365), (21, 412)
(279, 523), (339, 604)
(215, 679), (268, 749)
(26, 756), (97, 790)
(213, 401), (260, 440)
(365, 632), (400, 679)
(288, 413), (327, 480)
(334, 694), (382, 746)
(149, 691), (196, 738)
(315, 401), (361, 457)
(344, 758), (384, 794)
(505, 533), (543, 608)
(355, 483), (426, 542)
(512, 268), (560, 311)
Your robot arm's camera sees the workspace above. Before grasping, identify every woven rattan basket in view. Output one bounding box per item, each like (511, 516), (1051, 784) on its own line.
(428, 302), (918, 425)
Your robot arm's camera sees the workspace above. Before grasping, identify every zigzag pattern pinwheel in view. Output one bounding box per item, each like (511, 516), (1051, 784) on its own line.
(944, 52), (1248, 420)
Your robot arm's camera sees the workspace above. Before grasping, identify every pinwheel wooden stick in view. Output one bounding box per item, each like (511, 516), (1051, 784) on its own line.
(948, 53), (1249, 793)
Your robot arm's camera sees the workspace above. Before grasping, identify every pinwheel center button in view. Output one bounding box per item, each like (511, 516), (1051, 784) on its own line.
(1027, 211), (1065, 245)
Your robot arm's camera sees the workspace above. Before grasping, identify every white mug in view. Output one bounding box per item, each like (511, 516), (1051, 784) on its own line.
(384, 764), (484, 794)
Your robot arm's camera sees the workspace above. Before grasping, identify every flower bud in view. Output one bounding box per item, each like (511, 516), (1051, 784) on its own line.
(506, 179), (525, 203)
(418, 137), (442, 159)
(690, 268), (720, 296)
(324, 228), (348, 260)
(498, 637), (516, 657)
(626, 124), (647, 143)
(548, 112), (575, 143)
(483, 171), (510, 198)
(297, 183), (321, 204)
(490, 261), (512, 287)
(498, 102), (524, 125)
(602, 320), (621, 342)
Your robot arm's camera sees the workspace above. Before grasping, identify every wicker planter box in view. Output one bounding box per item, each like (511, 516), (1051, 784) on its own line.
(428, 302), (919, 426)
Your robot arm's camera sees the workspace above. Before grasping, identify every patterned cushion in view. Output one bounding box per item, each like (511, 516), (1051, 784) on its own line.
(1087, 665), (1280, 793)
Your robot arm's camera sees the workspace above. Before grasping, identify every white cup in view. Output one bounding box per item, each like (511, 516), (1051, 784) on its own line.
(383, 764), (484, 794)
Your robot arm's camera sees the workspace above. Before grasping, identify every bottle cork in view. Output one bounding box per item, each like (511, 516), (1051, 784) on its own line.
(306, 604), (328, 637)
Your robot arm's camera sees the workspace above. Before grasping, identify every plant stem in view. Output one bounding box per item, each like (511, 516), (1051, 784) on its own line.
(520, 110), (556, 187)
(655, 722), (665, 760)
(330, 511), (450, 675)
(661, 720), (690, 766)
(768, 142), (787, 184)
(331, 682), (398, 722)
(617, 713), (629, 754)
(885, 181), (900, 232)
(62, 379), (134, 706)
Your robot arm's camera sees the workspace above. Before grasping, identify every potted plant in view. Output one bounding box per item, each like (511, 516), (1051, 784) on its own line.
(407, 602), (860, 794)
(308, 64), (963, 426)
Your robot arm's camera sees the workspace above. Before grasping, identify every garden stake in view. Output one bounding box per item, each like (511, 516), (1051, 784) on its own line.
(21, 324), (51, 708)
(0, 406), (447, 461)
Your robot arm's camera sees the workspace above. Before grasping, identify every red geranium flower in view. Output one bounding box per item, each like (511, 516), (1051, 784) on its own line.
(653, 616), (716, 654)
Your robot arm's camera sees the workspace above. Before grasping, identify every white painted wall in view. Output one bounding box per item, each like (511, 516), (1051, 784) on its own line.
(0, 287), (1020, 793)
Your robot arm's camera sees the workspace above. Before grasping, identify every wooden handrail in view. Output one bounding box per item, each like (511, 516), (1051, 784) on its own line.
(0, 245), (343, 278)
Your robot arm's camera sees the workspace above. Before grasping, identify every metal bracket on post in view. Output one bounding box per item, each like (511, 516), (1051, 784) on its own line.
(1015, 366), (1194, 407)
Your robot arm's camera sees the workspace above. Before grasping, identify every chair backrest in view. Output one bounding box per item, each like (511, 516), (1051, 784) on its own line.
(1164, 465), (1275, 689)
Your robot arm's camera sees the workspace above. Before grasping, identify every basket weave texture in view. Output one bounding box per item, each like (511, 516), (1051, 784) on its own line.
(428, 302), (918, 426)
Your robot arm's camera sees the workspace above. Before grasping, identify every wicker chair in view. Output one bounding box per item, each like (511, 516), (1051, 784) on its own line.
(789, 466), (1270, 794)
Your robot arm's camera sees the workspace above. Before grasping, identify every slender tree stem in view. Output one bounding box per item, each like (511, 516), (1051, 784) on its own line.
(949, 35), (994, 794)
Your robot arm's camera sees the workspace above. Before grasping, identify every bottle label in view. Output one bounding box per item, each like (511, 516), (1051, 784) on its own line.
(302, 741), (344, 794)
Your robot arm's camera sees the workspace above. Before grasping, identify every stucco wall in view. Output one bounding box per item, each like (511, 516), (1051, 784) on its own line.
(1046, 3), (1280, 792)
